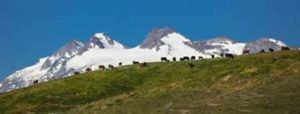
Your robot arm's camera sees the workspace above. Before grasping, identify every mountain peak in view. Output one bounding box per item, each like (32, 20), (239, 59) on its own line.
(206, 37), (234, 44)
(53, 39), (84, 57)
(139, 27), (175, 50)
(84, 33), (124, 49)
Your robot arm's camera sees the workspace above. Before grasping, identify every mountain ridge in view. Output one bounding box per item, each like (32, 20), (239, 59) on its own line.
(0, 27), (294, 93)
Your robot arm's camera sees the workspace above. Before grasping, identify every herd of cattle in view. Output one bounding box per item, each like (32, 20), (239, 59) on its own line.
(32, 46), (292, 85)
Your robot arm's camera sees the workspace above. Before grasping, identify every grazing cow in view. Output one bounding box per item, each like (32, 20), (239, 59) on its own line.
(260, 49), (265, 53)
(198, 56), (203, 60)
(180, 58), (184, 61)
(133, 61), (140, 64)
(191, 56), (196, 61)
(139, 62), (147, 69)
(161, 57), (168, 62)
(269, 48), (274, 52)
(86, 68), (92, 72)
(108, 64), (114, 69)
(281, 46), (290, 51)
(211, 55), (215, 59)
(119, 62), (122, 66)
(99, 65), (105, 70)
(188, 63), (194, 68)
(243, 50), (250, 55)
(172, 57), (177, 62)
(33, 80), (39, 85)
(182, 56), (190, 61)
(223, 53), (234, 58)
(74, 72), (80, 75)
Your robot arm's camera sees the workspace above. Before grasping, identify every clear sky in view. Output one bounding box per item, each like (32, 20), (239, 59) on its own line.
(0, 0), (299, 80)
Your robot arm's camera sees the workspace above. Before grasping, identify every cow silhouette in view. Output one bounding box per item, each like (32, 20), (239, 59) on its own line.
(281, 46), (290, 51)
(86, 68), (92, 72)
(269, 48), (274, 52)
(172, 57), (177, 61)
(243, 50), (250, 55)
(99, 65), (105, 70)
(191, 56), (196, 61)
(108, 64), (114, 69)
(33, 80), (39, 85)
(161, 57), (168, 62)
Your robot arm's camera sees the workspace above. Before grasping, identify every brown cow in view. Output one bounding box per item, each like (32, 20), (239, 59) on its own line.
(139, 62), (147, 69)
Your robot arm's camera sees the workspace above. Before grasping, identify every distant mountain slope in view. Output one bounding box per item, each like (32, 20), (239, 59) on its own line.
(0, 27), (291, 93)
(0, 51), (299, 113)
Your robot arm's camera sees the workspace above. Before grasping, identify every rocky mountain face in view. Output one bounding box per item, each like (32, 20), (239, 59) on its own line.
(0, 28), (291, 93)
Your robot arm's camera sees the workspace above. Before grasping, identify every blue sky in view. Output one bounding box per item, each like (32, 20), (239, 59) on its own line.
(0, 0), (299, 80)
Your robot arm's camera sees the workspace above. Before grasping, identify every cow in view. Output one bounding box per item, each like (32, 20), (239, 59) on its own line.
(191, 56), (196, 61)
(180, 58), (184, 61)
(222, 53), (234, 58)
(198, 56), (203, 60)
(172, 57), (177, 62)
(33, 80), (39, 85)
(139, 62), (147, 69)
(281, 46), (290, 51)
(188, 63), (194, 68)
(211, 55), (215, 59)
(243, 50), (250, 55)
(86, 68), (92, 72)
(119, 62), (122, 66)
(108, 64), (114, 69)
(99, 65), (105, 70)
(260, 49), (265, 53)
(161, 57), (168, 62)
(182, 56), (190, 61)
(74, 72), (80, 75)
(133, 61), (140, 65)
(269, 48), (274, 52)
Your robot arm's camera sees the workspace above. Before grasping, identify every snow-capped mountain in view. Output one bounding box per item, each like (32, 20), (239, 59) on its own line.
(244, 38), (287, 54)
(0, 27), (291, 93)
(187, 37), (246, 55)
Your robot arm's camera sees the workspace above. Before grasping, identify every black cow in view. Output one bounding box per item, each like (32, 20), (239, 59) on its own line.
(119, 62), (122, 66)
(99, 65), (105, 70)
(133, 61), (140, 64)
(281, 46), (290, 51)
(74, 72), (80, 75)
(198, 56), (203, 60)
(191, 56), (196, 61)
(108, 64), (114, 69)
(33, 80), (39, 85)
(188, 63), (194, 68)
(223, 53), (234, 58)
(172, 57), (177, 62)
(211, 55), (215, 59)
(180, 58), (184, 61)
(86, 68), (92, 72)
(182, 56), (190, 61)
(260, 49), (265, 53)
(243, 50), (250, 55)
(269, 48), (274, 52)
(161, 57), (168, 62)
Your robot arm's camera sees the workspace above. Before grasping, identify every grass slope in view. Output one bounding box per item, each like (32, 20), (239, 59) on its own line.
(0, 51), (300, 114)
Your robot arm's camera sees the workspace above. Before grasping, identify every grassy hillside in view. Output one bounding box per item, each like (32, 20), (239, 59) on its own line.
(0, 51), (300, 114)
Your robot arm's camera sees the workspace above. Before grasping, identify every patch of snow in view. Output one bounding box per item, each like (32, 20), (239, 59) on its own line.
(269, 38), (287, 47)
